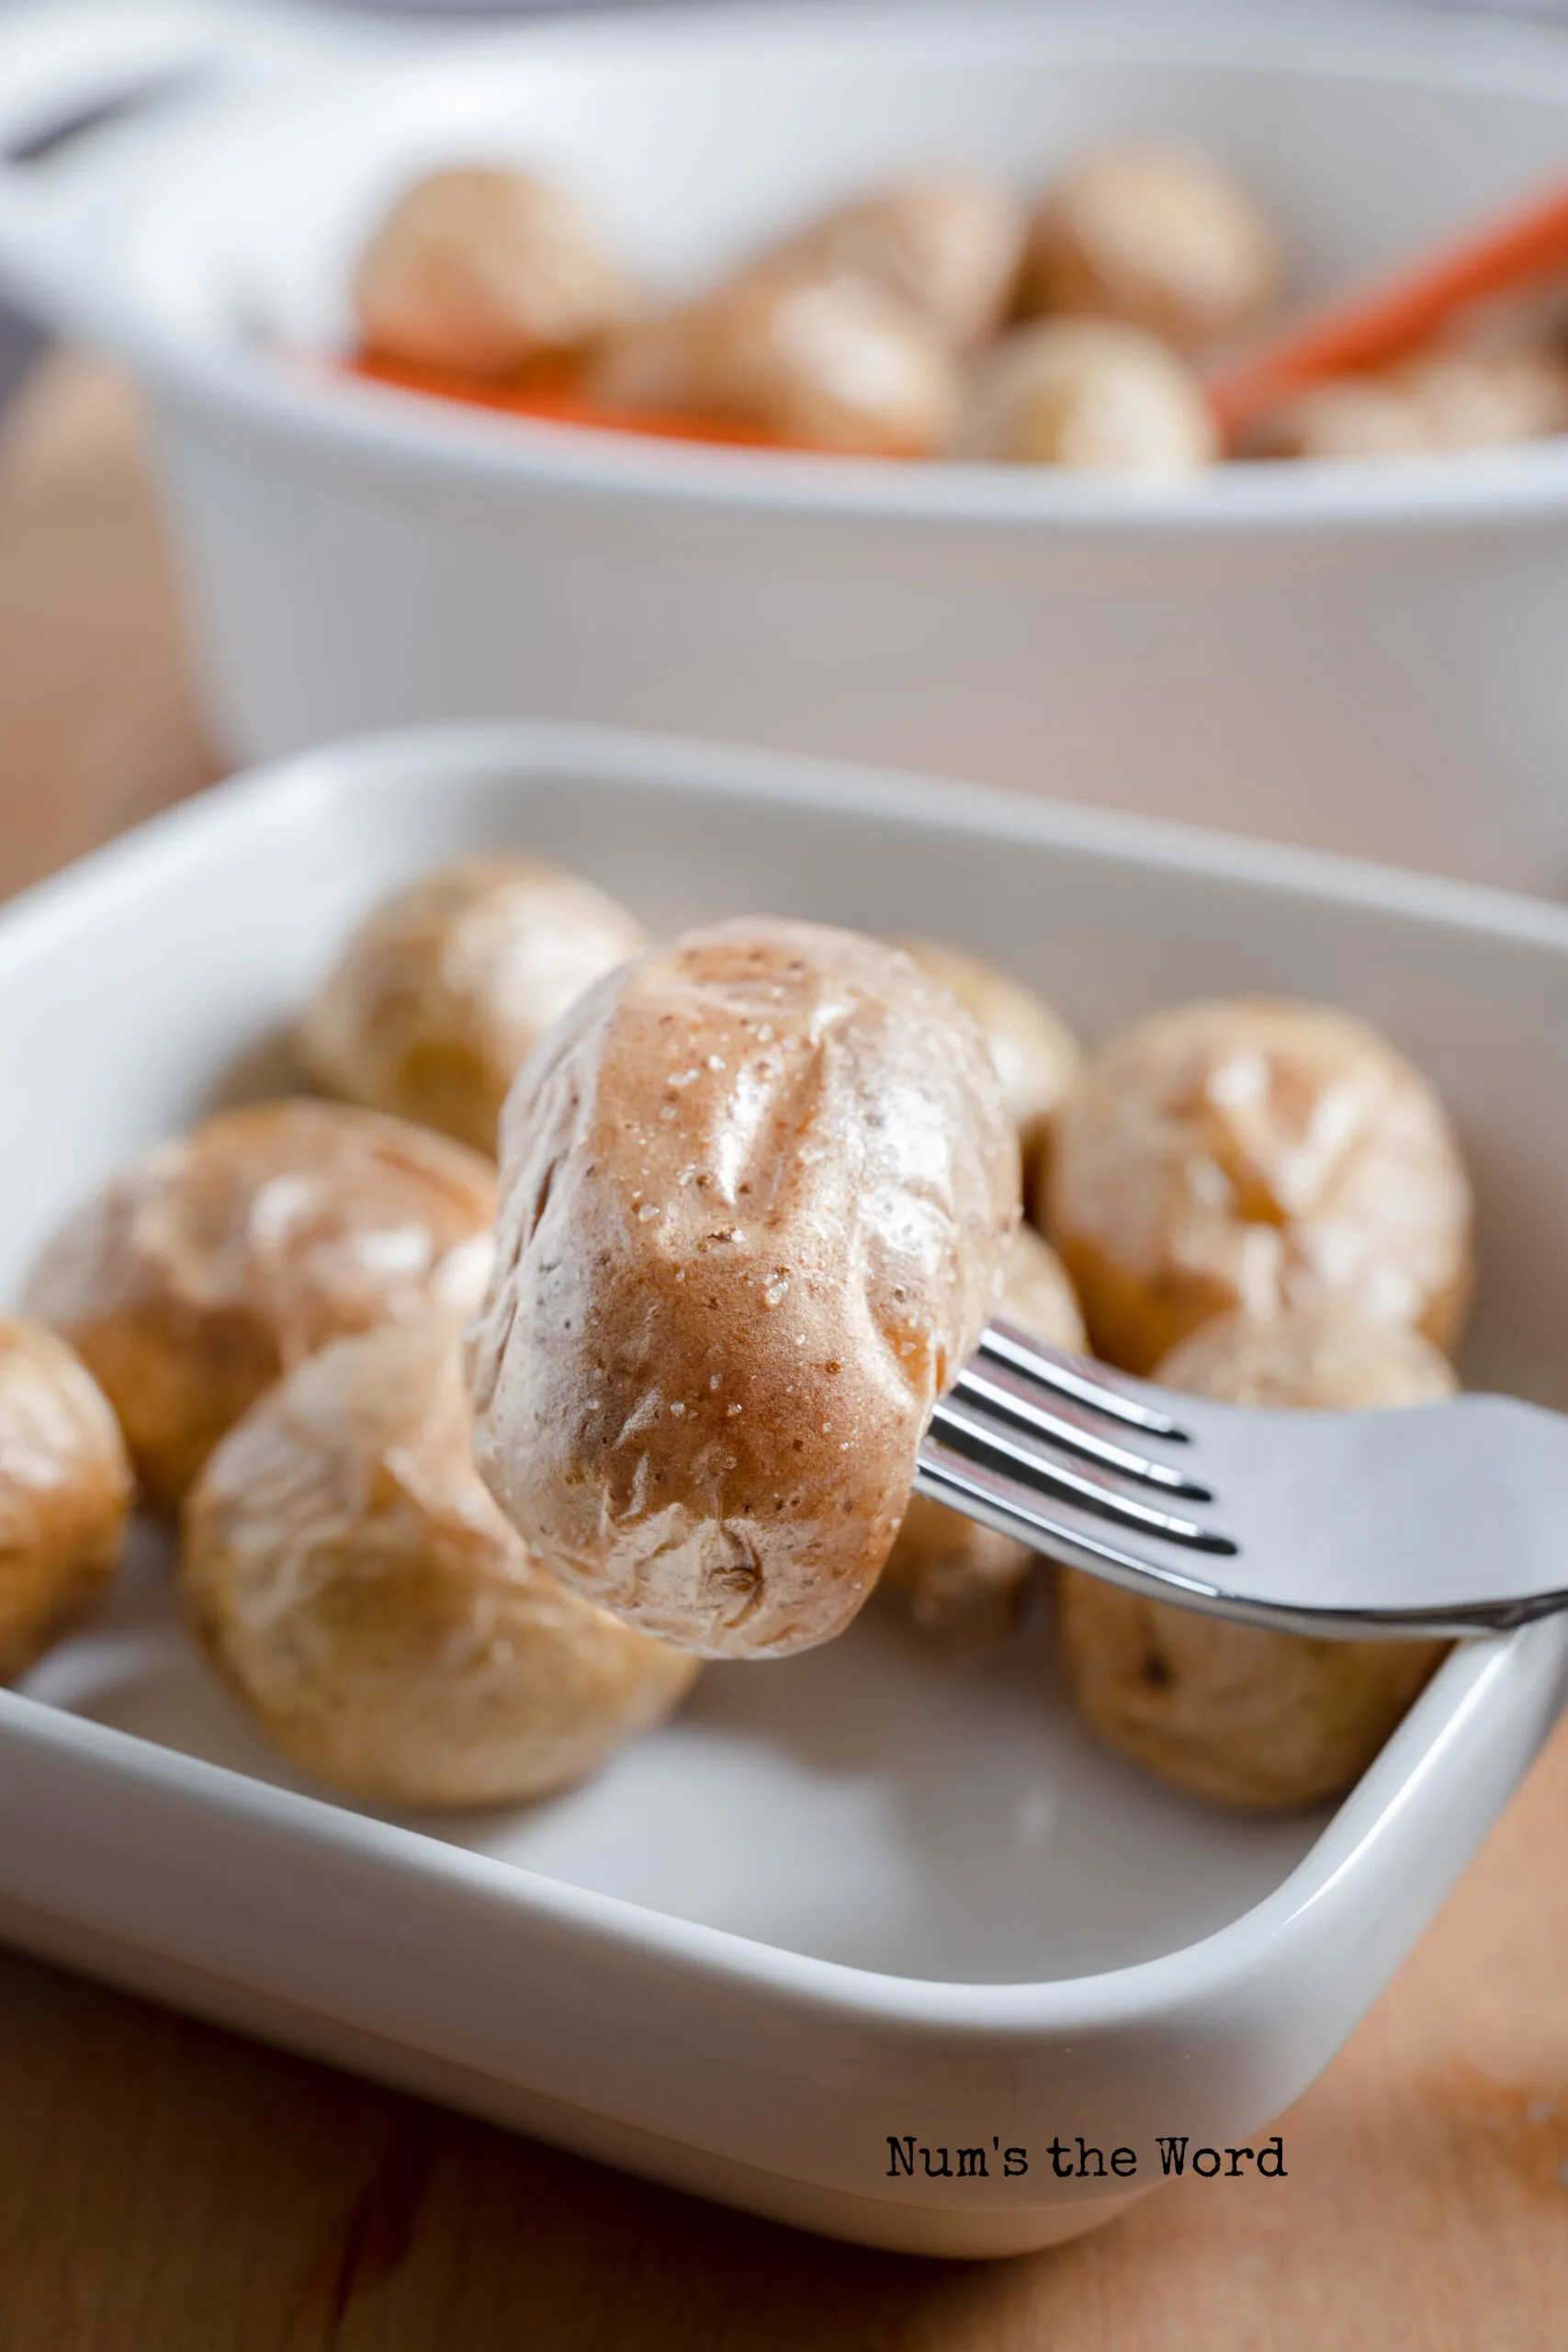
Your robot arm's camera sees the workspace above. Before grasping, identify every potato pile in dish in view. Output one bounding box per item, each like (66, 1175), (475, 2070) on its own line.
(9, 845), (1475, 1819)
(349, 144), (1568, 470)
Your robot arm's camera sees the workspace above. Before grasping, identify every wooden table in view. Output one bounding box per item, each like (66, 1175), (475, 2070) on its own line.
(2, 350), (1566, 2352)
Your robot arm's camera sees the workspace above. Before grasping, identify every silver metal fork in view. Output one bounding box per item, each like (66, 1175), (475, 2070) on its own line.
(913, 1320), (1568, 1639)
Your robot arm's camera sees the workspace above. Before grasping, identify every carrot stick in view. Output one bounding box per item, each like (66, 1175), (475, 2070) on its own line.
(1207, 177), (1568, 444)
(344, 351), (812, 454)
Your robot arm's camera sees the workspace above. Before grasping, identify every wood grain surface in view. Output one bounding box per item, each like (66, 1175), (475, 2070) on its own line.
(1, 351), (1565, 2352)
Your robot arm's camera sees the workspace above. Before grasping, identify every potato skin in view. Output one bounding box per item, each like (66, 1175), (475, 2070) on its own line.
(894, 937), (1079, 1191)
(1043, 998), (1473, 1374)
(26, 1101), (496, 1510)
(587, 269), (963, 456)
(953, 320), (1217, 475)
(1058, 1306), (1456, 1810)
(183, 1318), (697, 1807)
(763, 175), (1026, 349)
(299, 857), (647, 1153)
(355, 168), (626, 380)
(0, 1317), (131, 1679)
(1025, 143), (1280, 353)
(468, 918), (1020, 1658)
(1245, 351), (1568, 463)
(880, 1226), (1085, 1641)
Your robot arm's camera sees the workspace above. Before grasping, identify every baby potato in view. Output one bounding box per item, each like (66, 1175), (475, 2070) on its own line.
(0, 1318), (131, 1680)
(26, 1101), (496, 1511)
(1247, 351), (1568, 463)
(587, 268), (963, 456)
(355, 166), (626, 380)
(879, 1225), (1085, 1641)
(1396, 348), (1568, 450)
(1240, 377), (1434, 463)
(183, 1317), (698, 1808)
(894, 937), (1079, 1188)
(953, 320), (1217, 476)
(763, 174), (1026, 349)
(299, 857), (648, 1154)
(1057, 1306), (1455, 1810)
(1043, 998), (1472, 1374)
(1026, 142), (1281, 353)
(468, 919), (1019, 1660)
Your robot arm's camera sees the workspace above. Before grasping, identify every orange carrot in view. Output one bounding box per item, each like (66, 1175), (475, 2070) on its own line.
(1207, 177), (1568, 444)
(344, 351), (816, 454)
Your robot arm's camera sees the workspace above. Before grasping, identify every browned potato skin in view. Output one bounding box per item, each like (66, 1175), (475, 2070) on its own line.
(0, 1317), (131, 1679)
(355, 168), (627, 380)
(184, 1318), (697, 1808)
(1025, 143), (1281, 354)
(1042, 999), (1472, 1375)
(299, 857), (648, 1154)
(1058, 1307), (1456, 1810)
(25, 1102), (496, 1512)
(763, 175), (1026, 349)
(587, 268), (963, 456)
(468, 919), (1020, 1659)
(953, 321), (1217, 475)
(880, 1226), (1085, 1641)
(894, 937), (1079, 1193)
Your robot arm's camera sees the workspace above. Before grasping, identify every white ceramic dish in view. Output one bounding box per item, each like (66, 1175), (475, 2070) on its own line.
(6, 5), (1568, 889)
(1, 720), (1565, 2257)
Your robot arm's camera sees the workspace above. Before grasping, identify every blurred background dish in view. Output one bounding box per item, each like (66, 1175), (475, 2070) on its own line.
(9, 3), (1568, 893)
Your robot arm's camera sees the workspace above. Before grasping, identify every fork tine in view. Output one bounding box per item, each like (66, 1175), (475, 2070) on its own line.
(951, 1360), (1213, 1499)
(977, 1319), (1190, 1441)
(930, 1396), (1236, 1555)
(913, 1439), (1235, 1604)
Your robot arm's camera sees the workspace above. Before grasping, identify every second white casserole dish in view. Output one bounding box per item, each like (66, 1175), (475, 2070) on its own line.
(0, 721), (1564, 2258)
(7, 5), (1568, 888)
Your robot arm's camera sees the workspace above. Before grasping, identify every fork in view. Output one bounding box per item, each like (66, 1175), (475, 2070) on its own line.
(913, 1320), (1568, 1639)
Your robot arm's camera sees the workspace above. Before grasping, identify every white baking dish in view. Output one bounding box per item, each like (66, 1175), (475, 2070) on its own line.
(7, 5), (1568, 890)
(1, 720), (1564, 2256)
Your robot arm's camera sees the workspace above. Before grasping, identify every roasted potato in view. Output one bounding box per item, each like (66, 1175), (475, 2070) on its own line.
(0, 1317), (131, 1679)
(953, 320), (1217, 475)
(184, 1317), (698, 1807)
(894, 937), (1079, 1188)
(1043, 998), (1472, 1374)
(26, 1101), (496, 1510)
(762, 174), (1025, 349)
(299, 856), (648, 1153)
(1057, 1306), (1456, 1809)
(1025, 142), (1281, 353)
(879, 1225), (1085, 1640)
(1247, 350), (1568, 462)
(468, 919), (1019, 1658)
(587, 268), (963, 456)
(355, 167), (626, 379)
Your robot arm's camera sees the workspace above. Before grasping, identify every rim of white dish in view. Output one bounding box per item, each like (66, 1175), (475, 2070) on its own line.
(25, 0), (1568, 535)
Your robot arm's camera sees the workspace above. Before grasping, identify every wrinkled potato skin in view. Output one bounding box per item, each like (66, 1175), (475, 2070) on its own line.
(26, 1102), (496, 1510)
(1058, 1307), (1456, 1810)
(1043, 998), (1472, 1374)
(1026, 143), (1281, 353)
(0, 1318), (131, 1679)
(587, 269), (962, 455)
(880, 1226), (1085, 1640)
(299, 857), (647, 1154)
(765, 175), (1026, 349)
(953, 321), (1217, 475)
(184, 1319), (697, 1807)
(355, 168), (626, 379)
(468, 918), (1019, 1659)
(894, 937), (1079, 1191)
